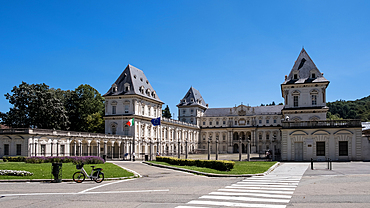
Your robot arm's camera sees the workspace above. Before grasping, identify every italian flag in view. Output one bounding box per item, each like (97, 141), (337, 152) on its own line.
(126, 118), (134, 126)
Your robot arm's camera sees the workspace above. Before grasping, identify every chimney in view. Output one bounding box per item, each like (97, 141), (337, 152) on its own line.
(285, 75), (287, 80)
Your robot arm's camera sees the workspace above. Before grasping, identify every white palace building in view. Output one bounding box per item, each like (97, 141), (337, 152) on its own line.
(1, 49), (369, 161)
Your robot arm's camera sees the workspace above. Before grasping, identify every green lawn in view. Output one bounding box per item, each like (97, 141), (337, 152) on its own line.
(0, 162), (134, 179)
(149, 161), (277, 175)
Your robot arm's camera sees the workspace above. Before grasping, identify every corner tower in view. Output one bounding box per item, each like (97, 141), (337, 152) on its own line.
(103, 64), (163, 135)
(177, 87), (208, 125)
(281, 49), (330, 121)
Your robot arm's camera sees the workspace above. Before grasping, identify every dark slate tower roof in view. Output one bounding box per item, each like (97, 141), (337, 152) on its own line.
(177, 87), (208, 109)
(103, 64), (162, 103)
(282, 48), (329, 85)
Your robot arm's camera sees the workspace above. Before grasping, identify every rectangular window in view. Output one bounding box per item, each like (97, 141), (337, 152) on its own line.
(312, 95), (317, 106)
(266, 134), (269, 140)
(191, 109), (194, 113)
(316, 142), (325, 156)
(259, 120), (262, 124)
(294, 96), (299, 107)
(234, 121), (237, 125)
(216, 121), (219, 125)
(142, 106), (145, 115)
(223, 135), (226, 140)
(203, 122), (205, 125)
(209, 122), (212, 125)
(259, 134), (262, 140)
(112, 106), (116, 114)
(266, 120), (269, 124)
(339, 141), (348, 156)
(274, 119), (277, 123)
(125, 105), (129, 113)
(223, 121), (226, 125)
(4, 144), (9, 155)
(16, 144), (21, 155)
(247, 120), (250, 125)
(154, 109), (156, 117)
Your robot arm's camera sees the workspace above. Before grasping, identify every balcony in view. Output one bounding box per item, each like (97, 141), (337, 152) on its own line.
(282, 119), (362, 129)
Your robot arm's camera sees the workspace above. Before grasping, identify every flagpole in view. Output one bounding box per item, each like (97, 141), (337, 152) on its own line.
(132, 118), (135, 161)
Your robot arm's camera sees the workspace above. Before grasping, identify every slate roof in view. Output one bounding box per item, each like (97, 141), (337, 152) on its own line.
(282, 48), (329, 85)
(204, 105), (284, 117)
(177, 87), (207, 109)
(103, 64), (162, 103)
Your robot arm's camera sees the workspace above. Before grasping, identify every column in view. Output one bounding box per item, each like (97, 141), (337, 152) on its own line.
(207, 138), (210, 160)
(79, 140), (82, 156)
(111, 141), (115, 159)
(118, 141), (121, 160)
(185, 140), (188, 159)
(87, 140), (91, 156)
(97, 141), (100, 157)
(34, 140), (38, 156)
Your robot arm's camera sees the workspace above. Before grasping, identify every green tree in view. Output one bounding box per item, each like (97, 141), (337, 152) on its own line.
(0, 82), (68, 129)
(66, 84), (105, 133)
(162, 105), (172, 118)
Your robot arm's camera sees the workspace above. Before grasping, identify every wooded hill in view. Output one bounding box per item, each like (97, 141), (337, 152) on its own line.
(327, 95), (370, 121)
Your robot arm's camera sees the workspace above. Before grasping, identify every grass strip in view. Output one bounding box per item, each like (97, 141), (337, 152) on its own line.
(149, 161), (276, 175)
(0, 162), (134, 179)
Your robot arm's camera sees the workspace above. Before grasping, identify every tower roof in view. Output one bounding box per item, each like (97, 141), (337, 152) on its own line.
(177, 87), (207, 109)
(282, 48), (329, 85)
(103, 64), (162, 103)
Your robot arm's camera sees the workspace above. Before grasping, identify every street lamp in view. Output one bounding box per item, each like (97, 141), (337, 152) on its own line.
(215, 138), (219, 160)
(239, 138), (242, 161)
(207, 138), (211, 160)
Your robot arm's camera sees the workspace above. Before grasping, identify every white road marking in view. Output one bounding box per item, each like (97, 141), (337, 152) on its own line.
(228, 185), (296, 191)
(79, 178), (136, 193)
(218, 188), (294, 195)
(1, 189), (169, 197)
(233, 184), (297, 188)
(209, 191), (292, 198)
(112, 162), (142, 177)
(176, 206), (210, 208)
(200, 195), (290, 203)
(187, 200), (286, 208)
(237, 182), (299, 185)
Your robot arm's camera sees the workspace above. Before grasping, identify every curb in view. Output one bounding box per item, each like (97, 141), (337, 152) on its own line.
(142, 161), (280, 177)
(0, 176), (132, 183)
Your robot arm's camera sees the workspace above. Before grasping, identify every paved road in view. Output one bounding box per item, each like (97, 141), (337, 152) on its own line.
(0, 161), (241, 208)
(1, 161), (369, 207)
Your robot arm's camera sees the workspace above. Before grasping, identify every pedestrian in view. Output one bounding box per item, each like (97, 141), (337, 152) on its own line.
(133, 152), (136, 161)
(156, 151), (160, 156)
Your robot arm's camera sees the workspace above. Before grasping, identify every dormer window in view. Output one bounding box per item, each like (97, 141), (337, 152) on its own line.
(139, 86), (144, 94)
(112, 84), (117, 93)
(151, 91), (156, 98)
(146, 89), (151, 96)
(124, 83), (130, 92)
(312, 73), (316, 78)
(190, 98), (194, 102)
(293, 73), (298, 79)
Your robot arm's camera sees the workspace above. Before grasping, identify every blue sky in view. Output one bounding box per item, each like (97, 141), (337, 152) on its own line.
(1, 1), (369, 119)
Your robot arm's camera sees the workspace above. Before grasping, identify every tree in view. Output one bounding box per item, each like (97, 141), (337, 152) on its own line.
(66, 84), (105, 133)
(162, 105), (172, 118)
(0, 82), (68, 129)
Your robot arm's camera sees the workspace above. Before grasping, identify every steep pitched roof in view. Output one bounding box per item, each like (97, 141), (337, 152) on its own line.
(177, 87), (207, 109)
(103, 64), (162, 103)
(282, 48), (329, 85)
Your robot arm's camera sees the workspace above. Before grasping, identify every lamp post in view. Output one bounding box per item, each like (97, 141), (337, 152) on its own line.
(185, 139), (188, 159)
(247, 139), (250, 161)
(207, 138), (211, 160)
(239, 138), (242, 161)
(216, 138), (219, 160)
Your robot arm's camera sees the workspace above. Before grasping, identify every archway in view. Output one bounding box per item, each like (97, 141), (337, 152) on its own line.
(233, 144), (239, 153)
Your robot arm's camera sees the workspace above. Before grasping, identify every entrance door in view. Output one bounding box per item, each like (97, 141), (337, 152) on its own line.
(295, 142), (303, 161)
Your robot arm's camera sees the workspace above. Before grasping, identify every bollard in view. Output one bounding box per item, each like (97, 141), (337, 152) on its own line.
(327, 158), (330, 169)
(311, 158), (313, 170)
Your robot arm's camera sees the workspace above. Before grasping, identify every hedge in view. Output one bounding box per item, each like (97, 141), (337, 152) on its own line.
(2, 156), (26, 162)
(156, 156), (235, 171)
(24, 156), (105, 164)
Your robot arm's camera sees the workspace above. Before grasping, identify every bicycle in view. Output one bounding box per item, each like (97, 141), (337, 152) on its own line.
(73, 163), (104, 183)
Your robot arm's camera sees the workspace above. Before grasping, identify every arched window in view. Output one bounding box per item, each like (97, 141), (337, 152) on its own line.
(111, 125), (117, 135)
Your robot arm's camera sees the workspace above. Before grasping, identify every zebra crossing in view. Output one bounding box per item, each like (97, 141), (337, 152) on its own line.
(176, 163), (308, 208)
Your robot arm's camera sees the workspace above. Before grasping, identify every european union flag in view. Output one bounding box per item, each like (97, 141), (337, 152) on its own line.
(151, 117), (161, 126)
